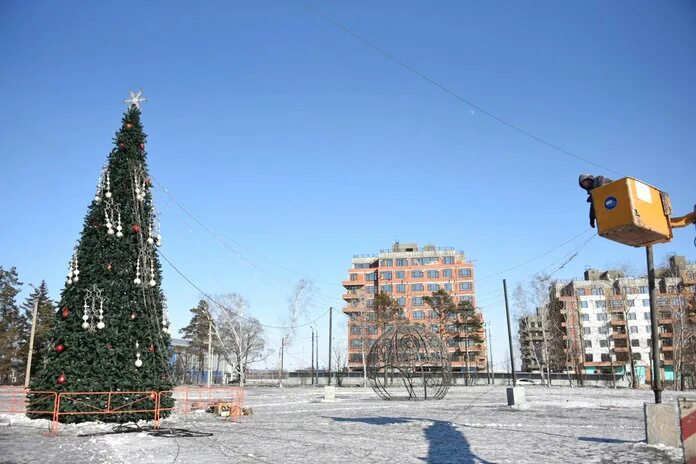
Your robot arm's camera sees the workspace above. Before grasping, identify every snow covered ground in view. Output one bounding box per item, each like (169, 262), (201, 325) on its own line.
(1, 385), (694, 463)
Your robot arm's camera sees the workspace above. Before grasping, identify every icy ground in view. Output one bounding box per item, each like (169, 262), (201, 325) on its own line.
(1, 385), (694, 463)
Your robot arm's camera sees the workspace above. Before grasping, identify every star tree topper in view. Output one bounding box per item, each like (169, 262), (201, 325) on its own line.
(124, 89), (147, 109)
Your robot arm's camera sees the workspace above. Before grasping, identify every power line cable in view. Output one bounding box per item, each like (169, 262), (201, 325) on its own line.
(295, 0), (625, 178)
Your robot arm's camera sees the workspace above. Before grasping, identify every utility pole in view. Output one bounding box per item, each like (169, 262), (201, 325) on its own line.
(328, 307), (333, 386)
(503, 279), (517, 387)
(279, 337), (285, 388)
(315, 332), (319, 385)
(488, 323), (495, 385)
(646, 245), (662, 403)
(24, 285), (41, 389)
(207, 319), (213, 386)
(311, 330), (315, 386)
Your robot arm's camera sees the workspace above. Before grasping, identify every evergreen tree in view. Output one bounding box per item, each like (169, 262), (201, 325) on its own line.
(28, 93), (174, 422)
(0, 266), (28, 385)
(373, 292), (404, 332)
(180, 300), (212, 384)
(20, 281), (56, 378)
(456, 300), (484, 385)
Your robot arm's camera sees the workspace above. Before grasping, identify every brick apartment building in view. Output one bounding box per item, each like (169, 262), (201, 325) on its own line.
(341, 242), (487, 373)
(538, 255), (696, 385)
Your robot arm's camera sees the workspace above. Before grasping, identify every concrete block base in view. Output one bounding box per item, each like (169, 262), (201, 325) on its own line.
(323, 385), (336, 402)
(644, 402), (680, 448)
(506, 386), (526, 407)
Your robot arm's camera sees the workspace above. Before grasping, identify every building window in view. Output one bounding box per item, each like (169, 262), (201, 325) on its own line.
(396, 271), (405, 279)
(585, 353), (593, 362)
(428, 310), (438, 319)
(365, 286), (375, 294)
(596, 313), (607, 321)
(397, 297), (406, 306)
(595, 300), (606, 308)
(580, 301), (588, 308)
(381, 271), (392, 280)
(444, 283), (453, 291)
(583, 327), (592, 335)
(627, 300), (635, 307)
(411, 284), (424, 291)
(577, 288), (587, 296)
(443, 269), (452, 277)
(380, 259), (393, 267)
(627, 312), (637, 320)
(598, 327), (608, 335)
(396, 284), (406, 293)
(354, 263), (370, 269)
(639, 286), (648, 294)
(427, 284), (440, 291)
(646, 326), (651, 333)
(380, 284), (393, 293)
(396, 258), (408, 267)
(367, 325), (377, 335)
(365, 272), (376, 281)
(599, 340), (608, 348)
(632, 353), (642, 361)
(458, 268), (472, 277)
(629, 326), (638, 334)
(631, 339), (640, 347)
(459, 282), (473, 291)
(443, 256), (455, 264)
(591, 288), (604, 296)
(459, 295), (473, 303)
(411, 270), (423, 278)
(427, 270), (440, 278)
(412, 297), (424, 306)
(422, 257), (439, 265)
(582, 314), (590, 322)
(601, 354), (611, 362)
(350, 326), (362, 334)
(431, 324), (439, 333)
(351, 340), (363, 348)
(411, 258), (422, 266)
(584, 340), (592, 348)
(366, 299), (374, 307)
(412, 311), (425, 320)
(642, 299), (650, 306)
(644, 312), (651, 320)
(350, 273), (358, 281)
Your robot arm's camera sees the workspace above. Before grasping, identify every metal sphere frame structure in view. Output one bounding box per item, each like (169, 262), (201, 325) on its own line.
(366, 324), (452, 401)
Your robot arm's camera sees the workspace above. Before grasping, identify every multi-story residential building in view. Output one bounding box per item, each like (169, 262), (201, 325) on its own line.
(518, 310), (544, 372)
(546, 255), (696, 386)
(342, 242), (486, 373)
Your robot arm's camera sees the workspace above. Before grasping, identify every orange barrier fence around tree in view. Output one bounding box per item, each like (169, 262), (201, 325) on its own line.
(0, 386), (245, 434)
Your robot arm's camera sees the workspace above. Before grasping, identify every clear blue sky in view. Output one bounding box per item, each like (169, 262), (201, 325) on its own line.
(1, 1), (694, 370)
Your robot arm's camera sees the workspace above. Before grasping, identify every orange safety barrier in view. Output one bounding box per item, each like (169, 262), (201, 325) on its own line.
(0, 386), (246, 434)
(179, 386), (245, 421)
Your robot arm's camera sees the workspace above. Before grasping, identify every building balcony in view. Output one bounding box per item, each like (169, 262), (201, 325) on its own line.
(661, 345), (674, 352)
(610, 319), (627, 326)
(612, 333), (628, 339)
(342, 292), (361, 300)
(342, 280), (365, 289)
(614, 347), (629, 352)
(659, 332), (674, 338)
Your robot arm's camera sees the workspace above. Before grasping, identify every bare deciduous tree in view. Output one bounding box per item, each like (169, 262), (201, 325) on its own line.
(208, 293), (272, 387)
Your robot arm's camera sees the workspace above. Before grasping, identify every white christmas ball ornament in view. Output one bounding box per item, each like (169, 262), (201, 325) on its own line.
(135, 359), (143, 368)
(81, 322), (89, 329)
(67, 278), (73, 285)
(149, 279), (156, 287)
(73, 270), (80, 276)
(134, 277), (142, 285)
(107, 228), (115, 235)
(105, 191), (112, 198)
(147, 237), (154, 245)
(73, 276), (79, 282)
(82, 314), (89, 321)
(97, 321), (105, 330)
(95, 195), (101, 203)
(116, 231), (123, 238)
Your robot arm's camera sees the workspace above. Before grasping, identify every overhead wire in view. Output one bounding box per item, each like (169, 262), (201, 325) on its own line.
(295, 0), (625, 178)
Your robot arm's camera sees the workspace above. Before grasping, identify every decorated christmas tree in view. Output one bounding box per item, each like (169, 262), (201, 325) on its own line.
(28, 91), (175, 423)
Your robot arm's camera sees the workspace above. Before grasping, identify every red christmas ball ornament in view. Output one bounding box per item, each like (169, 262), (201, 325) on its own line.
(144, 178), (151, 186)
(118, 142), (125, 149)
(125, 122), (133, 129)
(106, 343), (113, 350)
(139, 143), (145, 150)
(148, 345), (156, 353)
(149, 392), (157, 401)
(57, 373), (66, 385)
(55, 344), (65, 354)
(132, 224), (140, 233)
(61, 307), (70, 319)
(106, 263), (113, 272)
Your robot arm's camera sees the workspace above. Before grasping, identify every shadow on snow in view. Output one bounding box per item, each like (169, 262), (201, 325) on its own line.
(327, 416), (494, 464)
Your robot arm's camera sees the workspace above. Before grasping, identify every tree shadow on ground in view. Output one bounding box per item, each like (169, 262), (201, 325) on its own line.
(577, 436), (642, 444)
(326, 416), (494, 464)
